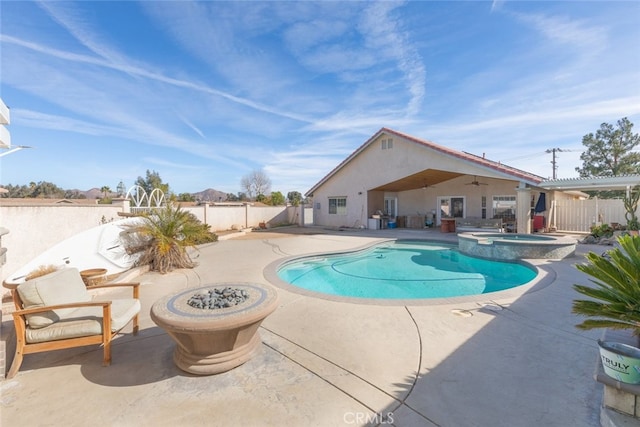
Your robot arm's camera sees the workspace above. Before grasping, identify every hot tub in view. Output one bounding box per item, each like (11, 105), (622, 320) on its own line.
(457, 232), (576, 260)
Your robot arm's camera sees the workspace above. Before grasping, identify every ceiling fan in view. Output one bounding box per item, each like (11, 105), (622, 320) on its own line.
(421, 180), (436, 189)
(465, 176), (488, 186)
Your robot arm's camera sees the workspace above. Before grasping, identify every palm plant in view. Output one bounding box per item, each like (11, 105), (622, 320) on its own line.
(572, 235), (640, 334)
(124, 203), (217, 273)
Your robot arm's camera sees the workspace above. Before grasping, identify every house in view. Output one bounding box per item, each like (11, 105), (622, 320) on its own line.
(305, 127), (581, 233)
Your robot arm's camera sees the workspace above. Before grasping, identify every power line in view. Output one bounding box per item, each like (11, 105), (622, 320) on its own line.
(500, 151), (547, 162)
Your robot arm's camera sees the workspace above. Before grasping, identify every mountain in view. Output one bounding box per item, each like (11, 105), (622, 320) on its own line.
(191, 188), (228, 202)
(65, 188), (103, 199)
(84, 188), (105, 199)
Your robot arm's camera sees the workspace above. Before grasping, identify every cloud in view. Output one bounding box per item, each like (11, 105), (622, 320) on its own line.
(177, 114), (206, 139)
(6, 1), (427, 150)
(513, 11), (607, 52)
(358, 2), (426, 115)
(284, 19), (352, 54)
(142, 157), (204, 170)
(491, 0), (505, 13)
(1, 33), (314, 125)
(37, 1), (130, 65)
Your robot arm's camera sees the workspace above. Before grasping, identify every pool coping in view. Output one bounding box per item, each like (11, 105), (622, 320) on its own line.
(263, 237), (557, 307)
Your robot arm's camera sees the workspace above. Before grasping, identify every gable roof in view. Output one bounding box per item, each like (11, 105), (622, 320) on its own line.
(306, 127), (544, 196)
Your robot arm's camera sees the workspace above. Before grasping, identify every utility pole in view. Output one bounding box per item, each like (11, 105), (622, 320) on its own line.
(546, 148), (565, 179)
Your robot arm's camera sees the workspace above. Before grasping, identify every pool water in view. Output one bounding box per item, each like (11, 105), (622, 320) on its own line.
(277, 240), (537, 299)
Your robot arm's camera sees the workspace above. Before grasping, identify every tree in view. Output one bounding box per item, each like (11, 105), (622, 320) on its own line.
(240, 169), (271, 200)
(135, 170), (170, 196)
(270, 191), (285, 206)
(98, 185), (112, 204)
(287, 191), (303, 206)
(22, 181), (65, 198)
(100, 186), (111, 199)
(576, 117), (640, 178)
(116, 180), (127, 197)
(64, 190), (86, 199)
(177, 193), (196, 202)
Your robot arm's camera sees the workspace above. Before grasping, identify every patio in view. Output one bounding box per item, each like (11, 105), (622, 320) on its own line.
(0, 227), (615, 426)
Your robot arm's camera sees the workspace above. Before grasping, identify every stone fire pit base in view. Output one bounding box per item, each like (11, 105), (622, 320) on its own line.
(151, 283), (279, 375)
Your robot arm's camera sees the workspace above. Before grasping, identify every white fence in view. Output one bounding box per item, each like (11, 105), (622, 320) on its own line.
(553, 198), (629, 232)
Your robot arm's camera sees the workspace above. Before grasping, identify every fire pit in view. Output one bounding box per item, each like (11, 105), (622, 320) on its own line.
(151, 283), (279, 375)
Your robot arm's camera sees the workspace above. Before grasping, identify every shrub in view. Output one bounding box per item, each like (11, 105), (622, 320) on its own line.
(590, 223), (614, 239)
(572, 235), (640, 334)
(124, 204), (217, 273)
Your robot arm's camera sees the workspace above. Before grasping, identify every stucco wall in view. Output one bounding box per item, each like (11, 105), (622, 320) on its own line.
(185, 205), (298, 230)
(0, 203), (306, 282)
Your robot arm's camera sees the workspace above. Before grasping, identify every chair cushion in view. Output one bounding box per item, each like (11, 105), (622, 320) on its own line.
(69, 298), (141, 331)
(18, 268), (91, 328)
(26, 318), (102, 343)
(17, 268), (90, 329)
(25, 298), (141, 343)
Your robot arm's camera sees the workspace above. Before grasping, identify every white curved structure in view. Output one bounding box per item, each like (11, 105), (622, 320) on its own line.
(125, 185), (166, 214)
(4, 218), (143, 286)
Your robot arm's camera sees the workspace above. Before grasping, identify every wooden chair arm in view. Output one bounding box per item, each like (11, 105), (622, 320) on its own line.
(88, 282), (140, 299)
(12, 301), (111, 317)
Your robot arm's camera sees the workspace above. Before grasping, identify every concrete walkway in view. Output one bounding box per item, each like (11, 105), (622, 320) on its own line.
(1, 228), (608, 426)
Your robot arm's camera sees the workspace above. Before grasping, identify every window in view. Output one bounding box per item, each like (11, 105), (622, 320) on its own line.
(492, 195), (516, 219)
(481, 196), (487, 219)
(381, 138), (393, 150)
(328, 197), (347, 215)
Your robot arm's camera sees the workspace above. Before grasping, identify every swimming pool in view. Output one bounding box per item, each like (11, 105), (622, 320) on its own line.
(272, 240), (537, 300)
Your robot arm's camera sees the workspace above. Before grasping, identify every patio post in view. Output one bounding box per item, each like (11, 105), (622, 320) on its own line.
(516, 185), (532, 234)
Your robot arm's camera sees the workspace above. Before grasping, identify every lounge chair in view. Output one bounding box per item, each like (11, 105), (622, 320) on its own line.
(4, 267), (140, 379)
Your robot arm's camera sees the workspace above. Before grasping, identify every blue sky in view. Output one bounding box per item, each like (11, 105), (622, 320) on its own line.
(1, 1), (639, 196)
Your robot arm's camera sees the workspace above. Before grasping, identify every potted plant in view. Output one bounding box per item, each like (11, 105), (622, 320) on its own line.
(624, 185), (640, 235)
(572, 234), (640, 383)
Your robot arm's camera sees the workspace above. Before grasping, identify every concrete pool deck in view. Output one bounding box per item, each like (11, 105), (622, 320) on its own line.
(0, 227), (620, 426)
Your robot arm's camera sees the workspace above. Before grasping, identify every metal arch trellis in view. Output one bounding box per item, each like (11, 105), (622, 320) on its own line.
(126, 185), (148, 208)
(149, 188), (166, 208)
(125, 185), (165, 214)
